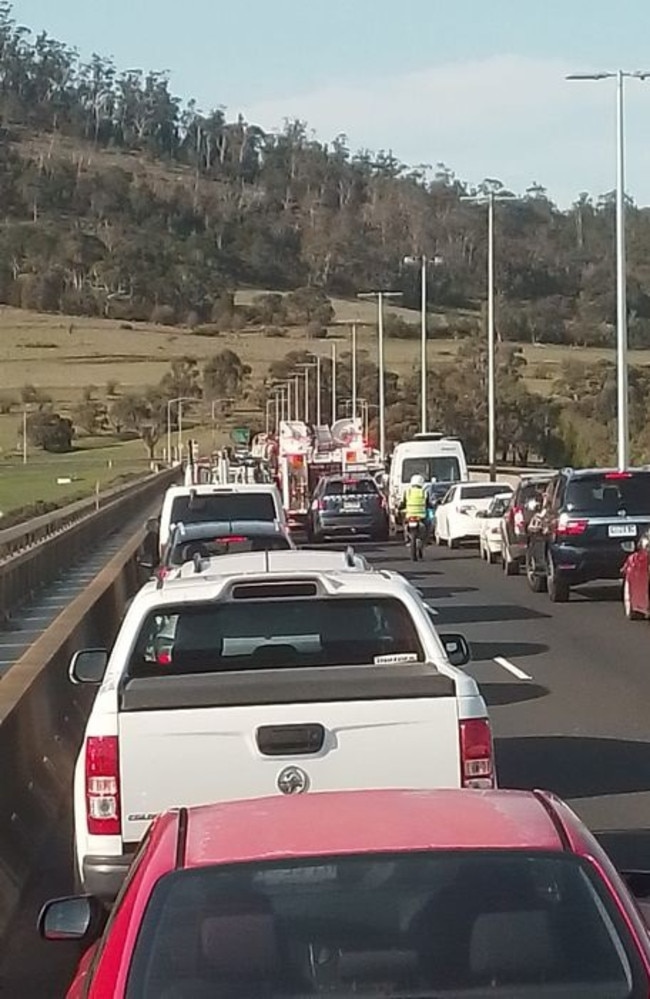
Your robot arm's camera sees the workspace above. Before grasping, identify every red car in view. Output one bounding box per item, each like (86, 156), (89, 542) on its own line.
(40, 788), (650, 998)
(623, 531), (650, 619)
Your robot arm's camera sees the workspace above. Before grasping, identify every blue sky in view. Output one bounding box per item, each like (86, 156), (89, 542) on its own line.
(12, 1), (650, 206)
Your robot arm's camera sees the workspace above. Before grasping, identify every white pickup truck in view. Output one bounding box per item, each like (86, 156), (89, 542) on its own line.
(70, 549), (494, 900)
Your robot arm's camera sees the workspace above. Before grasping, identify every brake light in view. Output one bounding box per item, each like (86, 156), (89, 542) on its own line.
(85, 736), (121, 836)
(459, 718), (494, 789)
(605, 471), (632, 480)
(219, 536), (247, 543)
(556, 514), (588, 537)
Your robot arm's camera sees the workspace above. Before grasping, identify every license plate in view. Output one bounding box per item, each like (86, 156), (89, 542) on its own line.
(343, 502), (361, 511)
(608, 524), (637, 538)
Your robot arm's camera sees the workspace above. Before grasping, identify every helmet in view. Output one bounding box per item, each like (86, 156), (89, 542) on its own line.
(410, 474), (425, 487)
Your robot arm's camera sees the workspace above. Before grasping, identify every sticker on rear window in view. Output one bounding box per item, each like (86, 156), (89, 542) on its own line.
(373, 653), (418, 665)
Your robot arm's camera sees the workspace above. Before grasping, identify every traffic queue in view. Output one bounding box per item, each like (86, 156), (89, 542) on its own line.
(39, 427), (650, 998)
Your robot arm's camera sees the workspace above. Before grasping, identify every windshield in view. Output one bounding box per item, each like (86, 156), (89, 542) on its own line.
(128, 597), (423, 675)
(170, 493), (277, 525)
(126, 850), (638, 998)
(566, 473), (650, 516)
(401, 456), (461, 484)
(169, 534), (290, 565)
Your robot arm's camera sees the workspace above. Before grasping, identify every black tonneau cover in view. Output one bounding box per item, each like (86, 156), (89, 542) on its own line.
(119, 662), (456, 712)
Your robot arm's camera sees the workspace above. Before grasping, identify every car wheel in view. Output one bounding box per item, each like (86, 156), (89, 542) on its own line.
(448, 536), (459, 550)
(526, 549), (547, 592)
(547, 557), (570, 603)
(486, 546), (496, 565)
(503, 550), (520, 576)
(623, 578), (643, 620)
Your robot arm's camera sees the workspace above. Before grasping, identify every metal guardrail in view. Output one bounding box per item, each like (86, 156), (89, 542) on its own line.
(0, 467), (180, 623)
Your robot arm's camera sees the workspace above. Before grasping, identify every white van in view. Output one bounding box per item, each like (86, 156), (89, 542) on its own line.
(389, 433), (468, 520)
(157, 483), (286, 556)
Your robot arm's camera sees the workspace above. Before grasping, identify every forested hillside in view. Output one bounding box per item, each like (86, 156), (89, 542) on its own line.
(0, 2), (649, 347)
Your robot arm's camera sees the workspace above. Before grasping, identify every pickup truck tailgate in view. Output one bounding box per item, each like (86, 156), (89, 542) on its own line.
(117, 666), (460, 844)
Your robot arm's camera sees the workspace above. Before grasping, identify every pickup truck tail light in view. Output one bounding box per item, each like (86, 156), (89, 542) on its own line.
(85, 736), (121, 836)
(511, 505), (525, 534)
(459, 718), (495, 789)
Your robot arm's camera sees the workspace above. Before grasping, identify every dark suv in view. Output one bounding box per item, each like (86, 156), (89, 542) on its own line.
(307, 474), (389, 542)
(500, 474), (552, 576)
(526, 468), (650, 602)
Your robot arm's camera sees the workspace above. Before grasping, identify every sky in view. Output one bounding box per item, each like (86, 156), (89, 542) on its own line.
(11, 0), (650, 207)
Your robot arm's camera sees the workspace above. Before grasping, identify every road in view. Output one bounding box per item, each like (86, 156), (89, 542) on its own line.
(2, 538), (650, 995)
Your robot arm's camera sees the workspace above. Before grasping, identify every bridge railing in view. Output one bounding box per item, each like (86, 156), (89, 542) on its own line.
(0, 467), (180, 622)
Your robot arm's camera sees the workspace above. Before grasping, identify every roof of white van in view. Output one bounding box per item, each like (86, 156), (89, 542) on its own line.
(392, 438), (465, 454)
(164, 482), (279, 497)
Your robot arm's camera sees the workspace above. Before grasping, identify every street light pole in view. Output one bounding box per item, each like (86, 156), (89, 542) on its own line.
(358, 290), (401, 461)
(331, 341), (337, 425)
(351, 322), (357, 424)
(460, 191), (515, 479)
(567, 69), (650, 469)
(316, 355), (322, 426)
(487, 192), (496, 479)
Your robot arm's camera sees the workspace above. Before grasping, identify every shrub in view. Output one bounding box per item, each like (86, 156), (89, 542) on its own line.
(150, 304), (177, 326)
(0, 393), (16, 414)
(26, 410), (74, 452)
(20, 383), (52, 406)
(264, 325), (287, 338)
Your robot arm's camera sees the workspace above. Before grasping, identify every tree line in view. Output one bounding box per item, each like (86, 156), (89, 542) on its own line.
(0, 3), (648, 344)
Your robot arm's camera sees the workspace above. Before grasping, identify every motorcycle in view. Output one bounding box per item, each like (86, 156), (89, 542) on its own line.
(406, 517), (426, 561)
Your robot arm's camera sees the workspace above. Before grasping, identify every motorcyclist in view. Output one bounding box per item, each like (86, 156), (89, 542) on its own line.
(400, 474), (432, 544)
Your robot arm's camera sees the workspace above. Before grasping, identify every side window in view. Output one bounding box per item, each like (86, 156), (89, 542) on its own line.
(543, 479), (558, 511)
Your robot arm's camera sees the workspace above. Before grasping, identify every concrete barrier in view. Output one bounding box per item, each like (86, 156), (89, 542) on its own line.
(0, 522), (147, 940)
(0, 467), (179, 624)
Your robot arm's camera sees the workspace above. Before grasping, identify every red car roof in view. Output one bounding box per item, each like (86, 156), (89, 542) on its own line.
(180, 789), (566, 868)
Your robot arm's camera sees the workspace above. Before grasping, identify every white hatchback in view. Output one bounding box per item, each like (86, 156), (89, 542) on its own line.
(478, 493), (514, 563)
(435, 482), (514, 548)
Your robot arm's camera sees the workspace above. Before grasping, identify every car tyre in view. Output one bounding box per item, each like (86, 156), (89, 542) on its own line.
(623, 578), (643, 620)
(486, 546), (496, 565)
(526, 549), (547, 592)
(547, 557), (570, 603)
(503, 550), (520, 576)
(448, 536), (459, 550)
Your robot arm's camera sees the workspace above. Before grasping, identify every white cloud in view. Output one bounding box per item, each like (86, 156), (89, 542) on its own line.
(241, 55), (650, 208)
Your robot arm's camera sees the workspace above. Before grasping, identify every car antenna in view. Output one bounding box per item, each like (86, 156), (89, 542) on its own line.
(188, 488), (197, 509)
(193, 552), (202, 574)
(345, 545), (355, 568)
(264, 546), (270, 573)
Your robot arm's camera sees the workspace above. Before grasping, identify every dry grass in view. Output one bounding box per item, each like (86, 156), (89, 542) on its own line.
(0, 293), (645, 516)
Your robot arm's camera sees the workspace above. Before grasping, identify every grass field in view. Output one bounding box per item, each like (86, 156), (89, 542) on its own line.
(0, 294), (644, 517)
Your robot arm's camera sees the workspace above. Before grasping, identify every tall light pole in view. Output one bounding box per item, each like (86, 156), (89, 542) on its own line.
(351, 322), (358, 424)
(567, 70), (650, 470)
(404, 254), (444, 433)
(166, 396), (195, 464)
(296, 362), (317, 423)
(358, 291), (401, 461)
(461, 190), (516, 480)
(331, 341), (337, 425)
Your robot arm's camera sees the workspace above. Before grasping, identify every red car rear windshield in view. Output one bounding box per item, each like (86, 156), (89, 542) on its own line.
(127, 597), (423, 675)
(125, 850), (641, 998)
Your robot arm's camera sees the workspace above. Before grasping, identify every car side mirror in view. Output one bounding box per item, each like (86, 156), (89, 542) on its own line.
(145, 516), (160, 533)
(37, 895), (106, 944)
(69, 649), (108, 685)
(440, 633), (471, 667)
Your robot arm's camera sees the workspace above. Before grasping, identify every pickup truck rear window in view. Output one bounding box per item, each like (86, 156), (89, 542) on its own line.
(126, 850), (641, 998)
(127, 597), (424, 675)
(170, 535), (290, 564)
(170, 493), (277, 524)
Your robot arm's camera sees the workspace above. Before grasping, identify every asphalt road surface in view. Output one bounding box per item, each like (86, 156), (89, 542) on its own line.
(3, 538), (650, 996)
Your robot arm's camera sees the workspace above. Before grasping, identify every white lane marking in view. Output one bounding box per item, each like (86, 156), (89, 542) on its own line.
(493, 656), (532, 681)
